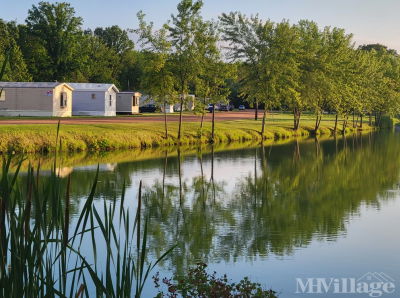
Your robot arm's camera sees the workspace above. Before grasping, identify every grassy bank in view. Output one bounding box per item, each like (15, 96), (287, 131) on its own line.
(0, 113), (376, 153)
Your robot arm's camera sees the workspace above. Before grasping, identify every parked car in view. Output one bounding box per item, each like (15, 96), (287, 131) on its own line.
(139, 104), (157, 113)
(219, 104), (233, 111)
(238, 105), (246, 111)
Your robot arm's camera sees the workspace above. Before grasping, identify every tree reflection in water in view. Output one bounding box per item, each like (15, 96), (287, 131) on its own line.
(11, 133), (400, 276)
(141, 133), (400, 274)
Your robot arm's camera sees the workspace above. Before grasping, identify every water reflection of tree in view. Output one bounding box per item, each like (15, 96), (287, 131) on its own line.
(142, 147), (228, 274)
(143, 133), (400, 273)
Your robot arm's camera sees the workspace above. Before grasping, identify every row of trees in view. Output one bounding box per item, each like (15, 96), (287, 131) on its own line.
(1, 0), (400, 140)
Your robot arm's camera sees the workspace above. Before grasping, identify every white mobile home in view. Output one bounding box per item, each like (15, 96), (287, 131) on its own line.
(0, 82), (73, 117)
(69, 83), (119, 116)
(116, 91), (142, 114)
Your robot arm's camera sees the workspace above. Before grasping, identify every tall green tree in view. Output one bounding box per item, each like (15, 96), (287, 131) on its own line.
(220, 14), (299, 135)
(25, 1), (83, 81)
(136, 11), (176, 139)
(168, 0), (204, 141)
(195, 19), (233, 141)
(77, 34), (120, 83)
(117, 50), (146, 91)
(0, 20), (31, 82)
(93, 25), (134, 55)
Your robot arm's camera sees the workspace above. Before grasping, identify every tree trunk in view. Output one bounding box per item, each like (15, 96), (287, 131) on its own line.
(376, 112), (382, 127)
(334, 114), (339, 133)
(359, 114), (363, 128)
(314, 112), (322, 133)
(369, 113), (372, 126)
(211, 103), (216, 143)
(255, 100), (258, 120)
(352, 111), (356, 128)
(261, 109), (267, 138)
(342, 115), (348, 134)
(293, 108), (301, 130)
(177, 96), (184, 141)
(200, 98), (206, 133)
(163, 99), (168, 139)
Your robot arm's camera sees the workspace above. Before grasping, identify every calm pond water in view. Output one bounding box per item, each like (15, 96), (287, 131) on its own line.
(18, 132), (400, 297)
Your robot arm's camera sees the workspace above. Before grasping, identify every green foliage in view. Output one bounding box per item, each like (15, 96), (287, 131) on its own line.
(78, 32), (120, 83)
(25, 2), (83, 81)
(0, 20), (31, 81)
(93, 25), (134, 55)
(1, 1), (400, 133)
(153, 263), (277, 297)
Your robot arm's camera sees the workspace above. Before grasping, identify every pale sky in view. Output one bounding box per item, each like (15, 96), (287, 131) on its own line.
(2, 0), (400, 50)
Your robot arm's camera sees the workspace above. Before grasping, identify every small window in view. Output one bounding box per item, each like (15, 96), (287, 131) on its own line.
(60, 92), (67, 108)
(132, 96), (135, 107)
(109, 95), (112, 107)
(0, 89), (5, 101)
(91, 93), (96, 99)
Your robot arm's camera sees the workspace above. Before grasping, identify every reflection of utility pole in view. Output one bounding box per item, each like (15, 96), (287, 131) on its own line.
(198, 147), (206, 207)
(177, 148), (186, 226)
(261, 144), (268, 204)
(162, 150), (168, 209)
(177, 148), (183, 207)
(254, 148), (258, 204)
(211, 146), (216, 203)
(342, 134), (348, 155)
(334, 134), (338, 154)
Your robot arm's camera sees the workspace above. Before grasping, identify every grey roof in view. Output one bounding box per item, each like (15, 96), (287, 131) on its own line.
(0, 82), (72, 89)
(68, 83), (119, 93)
(118, 91), (142, 95)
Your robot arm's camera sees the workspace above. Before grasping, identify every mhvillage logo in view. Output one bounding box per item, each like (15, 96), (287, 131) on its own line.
(296, 272), (396, 297)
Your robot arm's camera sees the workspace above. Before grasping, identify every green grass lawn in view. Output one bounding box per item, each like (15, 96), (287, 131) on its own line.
(0, 112), (375, 153)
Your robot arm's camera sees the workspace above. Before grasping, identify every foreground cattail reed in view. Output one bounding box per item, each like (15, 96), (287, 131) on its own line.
(0, 155), (174, 297)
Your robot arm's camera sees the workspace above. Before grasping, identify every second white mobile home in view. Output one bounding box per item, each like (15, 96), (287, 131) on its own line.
(116, 91), (142, 114)
(69, 83), (119, 116)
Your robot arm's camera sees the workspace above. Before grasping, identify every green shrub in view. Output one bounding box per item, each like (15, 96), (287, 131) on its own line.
(153, 263), (278, 298)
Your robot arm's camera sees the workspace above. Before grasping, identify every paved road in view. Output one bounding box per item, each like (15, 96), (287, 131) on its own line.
(0, 110), (260, 125)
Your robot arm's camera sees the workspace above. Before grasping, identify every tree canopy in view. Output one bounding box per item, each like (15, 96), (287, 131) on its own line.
(1, 1), (400, 132)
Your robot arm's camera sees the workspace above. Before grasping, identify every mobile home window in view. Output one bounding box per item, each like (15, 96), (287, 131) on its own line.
(132, 96), (135, 106)
(91, 93), (96, 99)
(109, 95), (112, 106)
(0, 90), (5, 101)
(60, 92), (67, 108)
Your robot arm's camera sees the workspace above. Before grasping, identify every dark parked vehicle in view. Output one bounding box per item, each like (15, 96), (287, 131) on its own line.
(238, 105), (246, 111)
(219, 104), (233, 111)
(139, 104), (157, 113)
